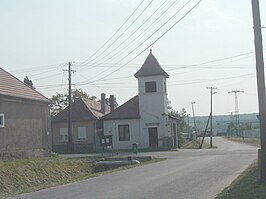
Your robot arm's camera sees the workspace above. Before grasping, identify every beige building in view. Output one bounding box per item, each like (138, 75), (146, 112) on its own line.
(0, 68), (51, 159)
(52, 94), (112, 153)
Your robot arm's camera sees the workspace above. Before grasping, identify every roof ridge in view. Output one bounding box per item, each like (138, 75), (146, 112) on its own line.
(102, 95), (140, 120)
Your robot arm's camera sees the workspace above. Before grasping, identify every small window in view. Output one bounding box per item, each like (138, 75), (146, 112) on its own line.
(145, 81), (156, 93)
(0, 113), (4, 127)
(59, 128), (68, 142)
(119, 125), (130, 141)
(78, 127), (87, 140)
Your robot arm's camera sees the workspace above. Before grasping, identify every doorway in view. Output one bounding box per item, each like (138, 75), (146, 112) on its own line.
(148, 127), (158, 148)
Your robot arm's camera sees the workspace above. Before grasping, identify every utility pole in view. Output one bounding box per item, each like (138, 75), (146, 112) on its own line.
(63, 62), (76, 154)
(252, 0), (266, 182)
(191, 102), (197, 141)
(207, 87), (217, 148)
(228, 90), (244, 137)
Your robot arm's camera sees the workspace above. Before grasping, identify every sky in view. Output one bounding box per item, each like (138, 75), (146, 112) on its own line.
(0, 0), (265, 116)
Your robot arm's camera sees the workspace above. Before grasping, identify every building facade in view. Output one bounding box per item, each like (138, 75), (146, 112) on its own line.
(0, 68), (51, 159)
(52, 94), (111, 153)
(102, 50), (177, 149)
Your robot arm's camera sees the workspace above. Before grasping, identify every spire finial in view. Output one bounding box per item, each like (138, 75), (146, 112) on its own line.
(149, 43), (153, 54)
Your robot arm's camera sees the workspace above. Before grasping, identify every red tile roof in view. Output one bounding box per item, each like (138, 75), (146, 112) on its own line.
(134, 50), (169, 78)
(0, 67), (50, 103)
(52, 98), (110, 122)
(102, 95), (140, 120)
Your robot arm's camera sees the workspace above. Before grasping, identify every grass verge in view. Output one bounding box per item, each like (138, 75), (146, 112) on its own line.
(216, 162), (266, 199)
(226, 137), (260, 147)
(0, 156), (165, 198)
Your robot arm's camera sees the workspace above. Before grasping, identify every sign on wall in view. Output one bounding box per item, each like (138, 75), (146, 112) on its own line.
(100, 135), (113, 147)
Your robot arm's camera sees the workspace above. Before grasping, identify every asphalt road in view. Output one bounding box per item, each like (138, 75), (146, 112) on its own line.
(13, 137), (258, 199)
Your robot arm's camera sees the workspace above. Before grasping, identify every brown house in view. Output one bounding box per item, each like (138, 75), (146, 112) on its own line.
(0, 67), (51, 159)
(52, 93), (111, 153)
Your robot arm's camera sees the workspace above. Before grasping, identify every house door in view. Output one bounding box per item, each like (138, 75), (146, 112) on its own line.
(149, 128), (158, 148)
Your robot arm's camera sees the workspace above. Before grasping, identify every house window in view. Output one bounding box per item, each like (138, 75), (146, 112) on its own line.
(119, 125), (130, 141)
(0, 113), (4, 127)
(59, 128), (68, 142)
(78, 127), (87, 140)
(145, 81), (157, 93)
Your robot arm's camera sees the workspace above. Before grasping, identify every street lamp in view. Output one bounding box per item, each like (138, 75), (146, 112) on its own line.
(207, 87), (217, 148)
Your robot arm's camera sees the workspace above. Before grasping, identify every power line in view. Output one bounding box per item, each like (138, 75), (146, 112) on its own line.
(77, 0), (146, 68)
(9, 63), (65, 74)
(79, 0), (169, 71)
(168, 73), (255, 86)
(36, 50), (256, 90)
(89, 0), (194, 79)
(167, 52), (254, 72)
(78, 0), (154, 69)
(89, 0), (203, 82)
(149, 0), (203, 48)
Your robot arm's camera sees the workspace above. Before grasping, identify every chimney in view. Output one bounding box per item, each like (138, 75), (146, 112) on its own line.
(110, 95), (115, 112)
(101, 93), (106, 113)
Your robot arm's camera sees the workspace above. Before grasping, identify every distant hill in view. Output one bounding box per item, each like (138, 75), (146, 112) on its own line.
(188, 113), (259, 135)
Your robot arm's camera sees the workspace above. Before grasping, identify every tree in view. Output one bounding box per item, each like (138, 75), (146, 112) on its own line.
(169, 107), (188, 147)
(50, 88), (90, 116)
(72, 88), (90, 102)
(49, 89), (119, 116)
(240, 122), (252, 131)
(227, 122), (236, 137)
(50, 93), (68, 117)
(105, 97), (118, 108)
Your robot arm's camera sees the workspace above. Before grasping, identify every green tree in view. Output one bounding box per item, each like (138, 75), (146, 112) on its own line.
(240, 122), (252, 131)
(227, 122), (236, 136)
(50, 89), (91, 116)
(169, 108), (188, 147)
(50, 89), (118, 116)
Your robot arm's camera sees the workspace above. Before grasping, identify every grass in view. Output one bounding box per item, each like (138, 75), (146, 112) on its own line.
(216, 162), (266, 199)
(0, 156), (164, 198)
(0, 156), (93, 198)
(226, 137), (260, 147)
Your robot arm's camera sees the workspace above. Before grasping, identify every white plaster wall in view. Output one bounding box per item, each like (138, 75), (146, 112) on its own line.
(103, 119), (142, 149)
(138, 75), (169, 143)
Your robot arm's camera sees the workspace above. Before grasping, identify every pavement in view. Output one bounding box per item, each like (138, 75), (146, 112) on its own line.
(12, 137), (258, 199)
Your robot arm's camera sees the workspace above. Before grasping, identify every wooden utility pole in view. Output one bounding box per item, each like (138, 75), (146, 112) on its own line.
(63, 62), (76, 154)
(207, 87), (217, 148)
(251, 0), (266, 182)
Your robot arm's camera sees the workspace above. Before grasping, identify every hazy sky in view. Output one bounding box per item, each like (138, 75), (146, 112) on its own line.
(0, 0), (265, 116)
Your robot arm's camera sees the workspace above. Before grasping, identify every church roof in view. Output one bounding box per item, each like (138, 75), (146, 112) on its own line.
(134, 50), (169, 78)
(102, 95), (140, 120)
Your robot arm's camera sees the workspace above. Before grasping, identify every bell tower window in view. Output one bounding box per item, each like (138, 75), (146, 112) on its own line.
(145, 81), (157, 93)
